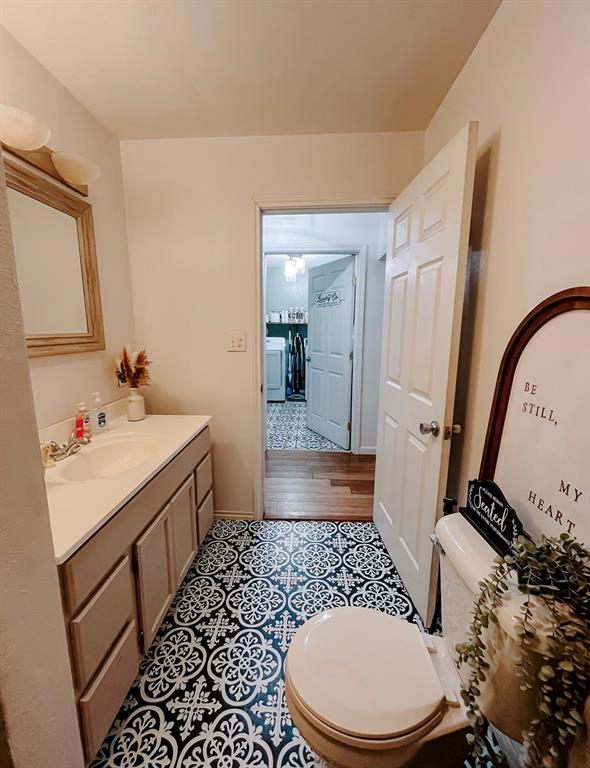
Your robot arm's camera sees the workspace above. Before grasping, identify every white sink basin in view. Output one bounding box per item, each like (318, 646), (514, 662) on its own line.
(42, 414), (212, 564)
(51, 433), (157, 482)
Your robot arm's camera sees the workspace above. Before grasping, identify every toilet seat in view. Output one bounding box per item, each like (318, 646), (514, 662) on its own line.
(285, 667), (445, 751)
(286, 607), (446, 747)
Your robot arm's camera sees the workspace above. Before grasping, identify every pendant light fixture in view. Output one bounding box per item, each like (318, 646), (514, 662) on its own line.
(284, 256), (297, 282)
(295, 254), (306, 275)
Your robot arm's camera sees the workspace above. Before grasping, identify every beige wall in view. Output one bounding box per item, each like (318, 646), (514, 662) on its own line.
(0, 28), (134, 428)
(121, 131), (423, 512)
(0, 156), (84, 767)
(425, 0), (590, 501)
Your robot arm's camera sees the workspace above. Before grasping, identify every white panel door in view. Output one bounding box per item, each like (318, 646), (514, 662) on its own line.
(307, 256), (355, 449)
(374, 122), (478, 621)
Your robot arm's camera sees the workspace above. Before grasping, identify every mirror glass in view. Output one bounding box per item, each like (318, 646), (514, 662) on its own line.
(7, 187), (88, 335)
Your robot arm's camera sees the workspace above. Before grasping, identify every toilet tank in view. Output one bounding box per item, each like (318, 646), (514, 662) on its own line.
(435, 514), (553, 750)
(434, 513), (496, 663)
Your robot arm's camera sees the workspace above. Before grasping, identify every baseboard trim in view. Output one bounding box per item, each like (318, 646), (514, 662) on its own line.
(214, 510), (256, 520)
(264, 513), (373, 522)
(358, 446), (377, 455)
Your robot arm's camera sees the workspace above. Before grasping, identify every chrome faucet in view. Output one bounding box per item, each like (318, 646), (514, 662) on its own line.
(41, 430), (91, 467)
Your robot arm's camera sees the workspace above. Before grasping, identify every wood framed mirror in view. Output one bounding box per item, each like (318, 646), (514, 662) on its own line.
(3, 152), (104, 357)
(479, 286), (590, 545)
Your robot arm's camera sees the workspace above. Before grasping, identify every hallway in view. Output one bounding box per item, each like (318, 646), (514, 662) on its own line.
(264, 450), (375, 520)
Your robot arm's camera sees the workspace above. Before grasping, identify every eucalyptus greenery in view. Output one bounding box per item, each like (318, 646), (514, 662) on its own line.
(457, 533), (590, 768)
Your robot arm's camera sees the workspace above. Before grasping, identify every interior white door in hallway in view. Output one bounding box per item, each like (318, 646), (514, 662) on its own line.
(373, 122), (478, 622)
(307, 256), (355, 450)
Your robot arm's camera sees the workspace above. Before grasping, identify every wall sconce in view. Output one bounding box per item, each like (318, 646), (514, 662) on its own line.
(1, 104), (101, 192)
(52, 152), (101, 185)
(0, 104), (51, 151)
(284, 256), (297, 282)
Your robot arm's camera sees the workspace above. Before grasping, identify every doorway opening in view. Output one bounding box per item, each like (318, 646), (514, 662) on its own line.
(266, 251), (356, 451)
(261, 210), (387, 520)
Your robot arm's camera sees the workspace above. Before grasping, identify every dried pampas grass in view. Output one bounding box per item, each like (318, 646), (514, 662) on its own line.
(115, 346), (152, 388)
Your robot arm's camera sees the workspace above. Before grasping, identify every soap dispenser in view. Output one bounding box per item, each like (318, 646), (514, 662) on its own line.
(75, 402), (91, 439)
(90, 392), (108, 434)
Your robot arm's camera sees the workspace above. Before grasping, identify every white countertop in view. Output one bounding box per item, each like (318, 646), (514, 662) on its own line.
(45, 414), (212, 564)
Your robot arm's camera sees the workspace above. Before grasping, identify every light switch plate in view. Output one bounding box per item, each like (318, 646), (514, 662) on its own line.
(228, 332), (247, 352)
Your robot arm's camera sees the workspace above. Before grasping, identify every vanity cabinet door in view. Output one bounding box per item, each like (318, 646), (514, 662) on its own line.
(195, 452), (213, 505)
(169, 475), (198, 588)
(134, 505), (175, 650)
(197, 489), (214, 545)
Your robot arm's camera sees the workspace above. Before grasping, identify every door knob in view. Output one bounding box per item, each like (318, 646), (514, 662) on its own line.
(419, 420), (440, 437)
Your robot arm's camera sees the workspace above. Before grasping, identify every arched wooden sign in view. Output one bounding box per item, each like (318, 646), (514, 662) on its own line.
(479, 287), (590, 547)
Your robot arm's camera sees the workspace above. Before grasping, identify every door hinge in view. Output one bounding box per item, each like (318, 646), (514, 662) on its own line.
(349, 350), (353, 361)
(347, 421), (351, 431)
(352, 275), (357, 287)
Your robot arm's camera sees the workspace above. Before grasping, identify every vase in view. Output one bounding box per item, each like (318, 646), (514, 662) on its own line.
(127, 387), (145, 421)
(476, 619), (541, 743)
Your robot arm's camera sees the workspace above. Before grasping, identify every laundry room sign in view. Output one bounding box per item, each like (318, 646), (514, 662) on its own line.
(314, 290), (342, 308)
(480, 289), (590, 548)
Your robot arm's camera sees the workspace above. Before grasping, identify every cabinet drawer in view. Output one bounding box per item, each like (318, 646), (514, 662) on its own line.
(195, 452), (213, 506)
(70, 556), (134, 692)
(197, 489), (214, 545)
(79, 621), (140, 761)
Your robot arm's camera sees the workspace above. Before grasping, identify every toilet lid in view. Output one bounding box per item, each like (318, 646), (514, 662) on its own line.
(286, 607), (445, 740)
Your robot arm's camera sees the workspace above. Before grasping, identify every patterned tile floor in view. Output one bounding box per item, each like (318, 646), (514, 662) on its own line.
(267, 402), (344, 452)
(92, 520), (501, 768)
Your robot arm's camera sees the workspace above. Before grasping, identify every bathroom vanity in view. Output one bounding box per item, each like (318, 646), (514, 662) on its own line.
(44, 414), (213, 762)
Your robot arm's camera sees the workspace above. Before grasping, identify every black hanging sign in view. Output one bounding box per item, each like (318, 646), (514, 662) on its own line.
(460, 479), (527, 556)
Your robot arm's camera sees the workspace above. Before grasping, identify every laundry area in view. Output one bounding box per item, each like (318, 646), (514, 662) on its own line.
(265, 253), (346, 451)
(263, 211), (388, 454)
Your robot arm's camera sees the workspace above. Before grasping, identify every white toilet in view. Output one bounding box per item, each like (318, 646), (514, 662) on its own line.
(285, 513), (513, 768)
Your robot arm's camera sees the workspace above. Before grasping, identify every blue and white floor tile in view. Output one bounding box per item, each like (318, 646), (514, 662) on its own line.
(266, 402), (344, 451)
(92, 520), (501, 767)
(91, 520), (420, 767)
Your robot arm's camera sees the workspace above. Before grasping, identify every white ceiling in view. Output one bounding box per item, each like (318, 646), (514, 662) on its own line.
(0, 0), (500, 140)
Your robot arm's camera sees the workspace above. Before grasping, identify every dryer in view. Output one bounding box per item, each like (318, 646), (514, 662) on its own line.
(265, 337), (287, 402)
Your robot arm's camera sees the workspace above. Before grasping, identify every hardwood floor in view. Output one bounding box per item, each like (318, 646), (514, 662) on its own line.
(264, 450), (375, 521)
